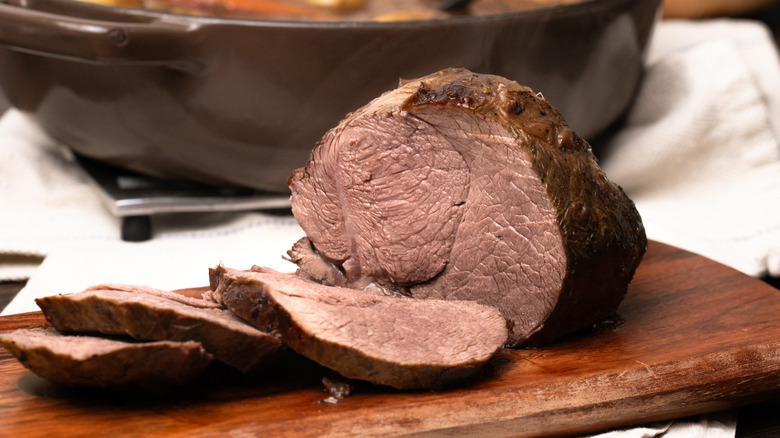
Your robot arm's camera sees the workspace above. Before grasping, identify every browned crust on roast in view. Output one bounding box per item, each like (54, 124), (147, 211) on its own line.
(396, 69), (646, 345)
(0, 328), (212, 388)
(36, 289), (283, 373)
(210, 265), (507, 390)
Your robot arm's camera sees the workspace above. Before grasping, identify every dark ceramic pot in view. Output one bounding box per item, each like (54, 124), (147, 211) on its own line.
(0, 0), (660, 192)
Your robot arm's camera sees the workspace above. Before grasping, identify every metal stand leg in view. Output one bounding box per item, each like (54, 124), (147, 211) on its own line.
(121, 215), (152, 242)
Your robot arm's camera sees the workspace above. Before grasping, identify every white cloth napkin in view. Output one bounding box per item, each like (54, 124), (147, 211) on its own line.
(587, 410), (737, 438)
(600, 19), (780, 279)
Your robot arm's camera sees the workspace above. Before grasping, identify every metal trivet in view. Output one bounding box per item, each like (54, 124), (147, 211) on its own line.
(76, 155), (291, 242)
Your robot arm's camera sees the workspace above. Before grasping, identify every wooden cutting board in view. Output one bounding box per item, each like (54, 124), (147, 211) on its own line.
(1, 240), (780, 437)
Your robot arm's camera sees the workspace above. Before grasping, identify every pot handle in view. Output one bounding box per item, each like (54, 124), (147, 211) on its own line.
(0, 2), (203, 72)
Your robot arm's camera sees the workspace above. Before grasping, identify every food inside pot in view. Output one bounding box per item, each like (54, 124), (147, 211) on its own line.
(76, 0), (585, 21)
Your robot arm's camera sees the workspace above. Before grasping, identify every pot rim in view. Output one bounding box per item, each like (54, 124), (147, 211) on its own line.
(3, 0), (640, 28)
(0, 0), (655, 73)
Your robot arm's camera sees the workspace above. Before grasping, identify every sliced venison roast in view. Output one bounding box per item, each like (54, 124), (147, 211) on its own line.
(0, 328), (212, 388)
(209, 265), (508, 390)
(288, 68), (647, 347)
(84, 283), (221, 308)
(36, 287), (283, 373)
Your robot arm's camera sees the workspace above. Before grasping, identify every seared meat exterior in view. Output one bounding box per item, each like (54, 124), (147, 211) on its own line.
(209, 265), (508, 390)
(289, 68), (647, 347)
(0, 327), (212, 388)
(36, 287), (283, 373)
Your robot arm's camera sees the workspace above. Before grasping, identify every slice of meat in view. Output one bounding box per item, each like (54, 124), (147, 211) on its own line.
(36, 288), (283, 373)
(209, 265), (508, 390)
(0, 327), (212, 388)
(288, 68), (647, 347)
(84, 283), (221, 309)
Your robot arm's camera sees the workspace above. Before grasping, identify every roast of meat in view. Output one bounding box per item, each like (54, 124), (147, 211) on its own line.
(208, 265), (508, 390)
(288, 67), (646, 347)
(0, 327), (212, 388)
(0, 68), (646, 390)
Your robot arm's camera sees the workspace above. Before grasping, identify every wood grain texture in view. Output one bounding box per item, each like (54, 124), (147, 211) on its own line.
(1, 240), (779, 437)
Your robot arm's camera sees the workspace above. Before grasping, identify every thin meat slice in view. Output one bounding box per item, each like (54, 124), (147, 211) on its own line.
(209, 265), (508, 390)
(288, 68), (647, 347)
(36, 288), (283, 373)
(84, 283), (220, 309)
(0, 327), (212, 388)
